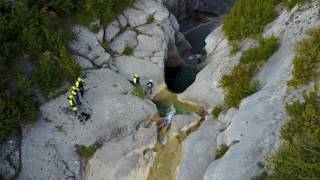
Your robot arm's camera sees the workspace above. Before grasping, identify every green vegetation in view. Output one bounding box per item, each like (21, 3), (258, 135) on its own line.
(147, 15), (155, 24)
(212, 106), (223, 119)
(90, 24), (100, 33)
(288, 29), (320, 88)
(241, 37), (279, 64)
(132, 87), (145, 98)
(223, 0), (280, 41)
(123, 45), (134, 56)
(214, 144), (229, 160)
(267, 89), (320, 179)
(282, 0), (306, 9)
(0, 0), (136, 142)
(220, 37), (278, 107)
(75, 144), (98, 159)
(229, 40), (241, 54)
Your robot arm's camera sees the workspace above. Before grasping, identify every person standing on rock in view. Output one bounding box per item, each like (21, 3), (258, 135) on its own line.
(133, 74), (140, 87)
(146, 79), (154, 95)
(68, 95), (81, 118)
(70, 86), (82, 105)
(75, 77), (86, 98)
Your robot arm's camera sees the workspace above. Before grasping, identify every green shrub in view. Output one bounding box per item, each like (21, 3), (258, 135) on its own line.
(214, 144), (229, 160)
(0, 74), (37, 142)
(267, 89), (320, 179)
(132, 87), (145, 98)
(75, 144), (98, 159)
(220, 63), (260, 107)
(220, 37), (278, 108)
(229, 40), (241, 55)
(288, 29), (320, 88)
(90, 24), (100, 33)
(123, 45), (134, 56)
(147, 15), (155, 24)
(212, 106), (223, 119)
(223, 0), (280, 41)
(282, 0), (306, 9)
(241, 37), (279, 64)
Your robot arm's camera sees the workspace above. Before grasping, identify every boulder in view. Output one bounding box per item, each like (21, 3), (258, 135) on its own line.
(110, 31), (138, 54)
(117, 14), (128, 28)
(92, 52), (111, 66)
(169, 113), (201, 136)
(72, 55), (94, 69)
(105, 20), (120, 42)
(123, 8), (148, 27)
(178, 117), (221, 180)
(18, 69), (158, 180)
(136, 0), (170, 21)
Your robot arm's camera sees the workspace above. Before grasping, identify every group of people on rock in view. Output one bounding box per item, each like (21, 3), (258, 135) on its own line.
(67, 74), (154, 124)
(67, 77), (90, 124)
(132, 74), (154, 95)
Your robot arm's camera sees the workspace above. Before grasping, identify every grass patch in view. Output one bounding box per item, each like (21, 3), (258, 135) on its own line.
(288, 29), (320, 88)
(147, 15), (155, 24)
(153, 89), (203, 116)
(123, 45), (134, 56)
(90, 24), (100, 33)
(147, 137), (182, 180)
(267, 88), (320, 179)
(75, 144), (98, 160)
(214, 144), (229, 160)
(223, 0), (280, 41)
(230, 40), (241, 54)
(220, 37), (279, 108)
(132, 87), (145, 98)
(212, 106), (223, 119)
(282, 0), (307, 9)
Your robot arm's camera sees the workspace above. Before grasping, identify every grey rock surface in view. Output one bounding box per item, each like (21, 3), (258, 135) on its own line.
(178, 117), (221, 180)
(72, 55), (93, 69)
(18, 69), (158, 180)
(169, 113), (201, 136)
(110, 31), (138, 54)
(204, 2), (320, 180)
(105, 20), (120, 42)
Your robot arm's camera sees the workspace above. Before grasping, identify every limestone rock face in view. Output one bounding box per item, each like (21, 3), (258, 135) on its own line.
(69, 26), (111, 66)
(178, 117), (221, 180)
(105, 20), (120, 42)
(18, 69), (158, 180)
(110, 31), (138, 54)
(169, 113), (201, 136)
(72, 55), (93, 69)
(203, 1), (320, 180)
(178, 26), (244, 108)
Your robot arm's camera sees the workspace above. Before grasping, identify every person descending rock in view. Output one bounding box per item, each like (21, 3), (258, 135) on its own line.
(146, 79), (154, 95)
(68, 95), (81, 118)
(75, 77), (86, 98)
(70, 86), (82, 105)
(133, 74), (140, 87)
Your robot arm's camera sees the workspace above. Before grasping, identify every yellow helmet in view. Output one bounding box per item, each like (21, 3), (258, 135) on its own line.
(77, 77), (83, 82)
(134, 74), (138, 78)
(73, 106), (78, 111)
(72, 86), (77, 90)
(68, 95), (74, 99)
